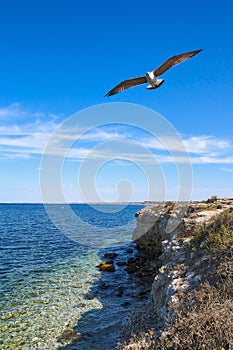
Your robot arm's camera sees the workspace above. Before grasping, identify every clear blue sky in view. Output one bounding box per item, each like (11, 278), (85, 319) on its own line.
(0, 0), (233, 202)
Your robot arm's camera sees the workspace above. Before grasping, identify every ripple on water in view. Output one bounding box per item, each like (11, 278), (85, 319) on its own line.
(0, 204), (145, 349)
(1, 253), (103, 349)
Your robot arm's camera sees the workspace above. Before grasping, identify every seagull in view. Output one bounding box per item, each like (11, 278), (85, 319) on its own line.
(104, 49), (202, 97)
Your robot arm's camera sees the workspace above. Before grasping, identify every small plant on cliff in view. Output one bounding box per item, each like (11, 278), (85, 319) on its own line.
(206, 224), (233, 253)
(190, 223), (206, 251)
(191, 209), (233, 253)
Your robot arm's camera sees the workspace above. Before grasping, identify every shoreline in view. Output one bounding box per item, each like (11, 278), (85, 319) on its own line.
(2, 198), (232, 349)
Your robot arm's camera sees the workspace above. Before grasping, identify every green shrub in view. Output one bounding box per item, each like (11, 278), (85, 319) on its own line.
(191, 209), (233, 253)
(205, 224), (233, 252)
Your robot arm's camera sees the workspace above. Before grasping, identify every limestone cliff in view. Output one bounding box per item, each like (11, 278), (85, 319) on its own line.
(133, 196), (233, 328)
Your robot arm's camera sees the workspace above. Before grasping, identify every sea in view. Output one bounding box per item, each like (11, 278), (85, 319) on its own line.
(0, 203), (146, 350)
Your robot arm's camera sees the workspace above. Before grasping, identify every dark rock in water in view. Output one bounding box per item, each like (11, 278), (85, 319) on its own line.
(99, 282), (110, 289)
(116, 286), (124, 297)
(98, 261), (115, 272)
(117, 261), (127, 267)
(127, 257), (137, 264)
(136, 272), (143, 279)
(135, 256), (146, 265)
(103, 252), (118, 259)
(127, 248), (133, 254)
(121, 301), (130, 307)
(85, 292), (96, 300)
(125, 265), (138, 274)
(57, 329), (82, 342)
(125, 257), (140, 273)
(139, 290), (148, 296)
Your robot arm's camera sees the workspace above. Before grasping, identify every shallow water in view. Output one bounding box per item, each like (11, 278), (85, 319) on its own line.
(0, 203), (145, 349)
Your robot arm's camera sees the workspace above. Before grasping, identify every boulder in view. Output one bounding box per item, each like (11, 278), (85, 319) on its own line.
(98, 261), (115, 272)
(127, 248), (133, 253)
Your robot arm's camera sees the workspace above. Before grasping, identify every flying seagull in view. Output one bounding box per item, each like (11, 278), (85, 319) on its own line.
(104, 49), (202, 97)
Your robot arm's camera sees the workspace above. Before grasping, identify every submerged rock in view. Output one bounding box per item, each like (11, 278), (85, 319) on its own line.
(117, 261), (127, 266)
(116, 286), (124, 297)
(103, 252), (118, 259)
(127, 257), (137, 264)
(57, 329), (82, 342)
(125, 265), (138, 274)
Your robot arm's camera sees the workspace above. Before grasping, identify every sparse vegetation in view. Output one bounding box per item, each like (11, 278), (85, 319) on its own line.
(191, 209), (233, 253)
(157, 281), (233, 349)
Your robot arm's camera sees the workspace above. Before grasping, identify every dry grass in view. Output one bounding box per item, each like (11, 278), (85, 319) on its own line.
(158, 281), (233, 349)
(118, 279), (233, 349)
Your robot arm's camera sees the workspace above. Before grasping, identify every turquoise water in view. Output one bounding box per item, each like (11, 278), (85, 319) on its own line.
(0, 204), (145, 349)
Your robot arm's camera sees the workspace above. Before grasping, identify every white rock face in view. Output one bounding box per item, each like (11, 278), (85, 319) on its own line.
(133, 197), (233, 327)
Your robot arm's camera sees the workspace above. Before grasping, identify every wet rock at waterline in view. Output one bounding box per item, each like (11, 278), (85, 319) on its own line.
(98, 261), (116, 272)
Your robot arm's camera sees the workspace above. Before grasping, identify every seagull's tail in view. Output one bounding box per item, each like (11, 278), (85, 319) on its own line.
(147, 79), (165, 90)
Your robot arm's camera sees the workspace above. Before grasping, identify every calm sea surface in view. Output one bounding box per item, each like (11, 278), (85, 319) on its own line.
(0, 203), (145, 349)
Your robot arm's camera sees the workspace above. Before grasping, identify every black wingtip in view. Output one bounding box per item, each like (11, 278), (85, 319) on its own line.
(104, 90), (112, 97)
(104, 91), (116, 97)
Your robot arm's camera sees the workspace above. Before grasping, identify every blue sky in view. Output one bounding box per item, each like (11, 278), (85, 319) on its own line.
(0, 0), (233, 202)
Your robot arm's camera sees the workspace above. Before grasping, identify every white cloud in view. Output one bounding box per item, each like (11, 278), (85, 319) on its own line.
(183, 135), (232, 154)
(220, 167), (233, 172)
(138, 134), (232, 155)
(0, 103), (60, 123)
(0, 103), (233, 165)
(0, 103), (27, 119)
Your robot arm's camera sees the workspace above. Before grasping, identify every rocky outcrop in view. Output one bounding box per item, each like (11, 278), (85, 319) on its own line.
(133, 196), (233, 327)
(133, 201), (185, 256)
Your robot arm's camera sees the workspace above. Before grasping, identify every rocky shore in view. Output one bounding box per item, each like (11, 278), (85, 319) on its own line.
(117, 196), (233, 349)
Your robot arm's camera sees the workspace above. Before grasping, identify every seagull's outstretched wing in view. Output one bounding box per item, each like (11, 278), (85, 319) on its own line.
(105, 76), (147, 96)
(153, 49), (202, 77)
